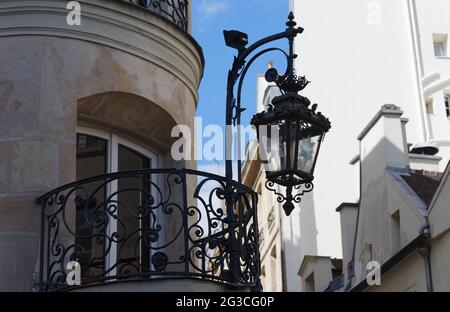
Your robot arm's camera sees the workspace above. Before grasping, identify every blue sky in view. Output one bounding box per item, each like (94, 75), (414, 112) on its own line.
(192, 0), (289, 172)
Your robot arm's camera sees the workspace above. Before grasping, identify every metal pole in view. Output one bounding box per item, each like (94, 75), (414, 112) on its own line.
(225, 70), (239, 283)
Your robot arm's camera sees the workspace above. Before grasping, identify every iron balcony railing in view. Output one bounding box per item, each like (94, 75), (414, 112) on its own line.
(136, 0), (189, 31)
(36, 169), (260, 291)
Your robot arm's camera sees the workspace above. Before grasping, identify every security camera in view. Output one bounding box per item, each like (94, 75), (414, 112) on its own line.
(223, 30), (249, 51)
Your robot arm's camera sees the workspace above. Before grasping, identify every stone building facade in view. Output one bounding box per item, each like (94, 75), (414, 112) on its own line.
(0, 0), (204, 291)
(299, 105), (450, 292)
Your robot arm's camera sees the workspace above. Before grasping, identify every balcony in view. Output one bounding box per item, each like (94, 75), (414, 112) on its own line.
(36, 169), (260, 292)
(133, 0), (190, 32)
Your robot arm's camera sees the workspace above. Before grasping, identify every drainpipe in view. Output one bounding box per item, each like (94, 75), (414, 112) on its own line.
(418, 221), (434, 292)
(406, 0), (432, 142)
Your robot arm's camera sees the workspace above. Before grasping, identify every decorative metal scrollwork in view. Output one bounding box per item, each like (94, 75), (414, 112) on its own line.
(36, 169), (259, 291)
(265, 180), (314, 216)
(138, 0), (189, 31)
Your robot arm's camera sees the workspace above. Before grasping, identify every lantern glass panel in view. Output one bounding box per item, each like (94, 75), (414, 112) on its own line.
(297, 125), (323, 175)
(256, 121), (324, 181)
(278, 121), (323, 176)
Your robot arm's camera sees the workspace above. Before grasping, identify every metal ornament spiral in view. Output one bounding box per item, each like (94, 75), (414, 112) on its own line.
(138, 0), (189, 31)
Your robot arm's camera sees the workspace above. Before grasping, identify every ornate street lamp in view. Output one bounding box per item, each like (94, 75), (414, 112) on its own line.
(221, 12), (330, 288)
(251, 70), (331, 216)
(223, 12), (330, 217)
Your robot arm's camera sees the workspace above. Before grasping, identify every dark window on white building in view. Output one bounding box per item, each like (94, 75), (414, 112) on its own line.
(445, 94), (450, 118)
(433, 34), (448, 57)
(434, 41), (445, 57)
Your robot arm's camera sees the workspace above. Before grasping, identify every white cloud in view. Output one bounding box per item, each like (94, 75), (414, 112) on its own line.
(198, 0), (231, 17)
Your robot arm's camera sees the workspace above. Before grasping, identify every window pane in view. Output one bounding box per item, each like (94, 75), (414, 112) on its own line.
(76, 134), (108, 278)
(434, 42), (445, 57)
(117, 145), (152, 274)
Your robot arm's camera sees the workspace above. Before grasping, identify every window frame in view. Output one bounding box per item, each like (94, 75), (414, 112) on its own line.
(76, 126), (161, 278)
(433, 33), (448, 58)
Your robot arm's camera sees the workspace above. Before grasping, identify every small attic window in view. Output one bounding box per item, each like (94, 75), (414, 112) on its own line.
(390, 210), (400, 253)
(433, 34), (447, 57)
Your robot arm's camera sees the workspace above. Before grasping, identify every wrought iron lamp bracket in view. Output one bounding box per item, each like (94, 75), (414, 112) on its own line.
(225, 12), (304, 184)
(226, 12), (303, 125)
(265, 179), (314, 216)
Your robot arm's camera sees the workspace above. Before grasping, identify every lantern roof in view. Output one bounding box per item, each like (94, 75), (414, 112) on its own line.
(250, 92), (331, 131)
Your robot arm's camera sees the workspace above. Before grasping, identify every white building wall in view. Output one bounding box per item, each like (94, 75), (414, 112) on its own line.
(279, 180), (321, 291)
(289, 0), (450, 264)
(414, 0), (450, 161)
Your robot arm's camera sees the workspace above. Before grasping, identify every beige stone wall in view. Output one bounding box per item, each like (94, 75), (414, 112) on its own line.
(361, 228), (450, 292)
(365, 252), (427, 292)
(298, 257), (334, 292)
(386, 177), (427, 252)
(430, 230), (450, 291)
(0, 0), (202, 291)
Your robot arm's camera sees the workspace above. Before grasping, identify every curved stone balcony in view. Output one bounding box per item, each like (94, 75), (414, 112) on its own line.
(36, 169), (261, 292)
(0, 0), (203, 102)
